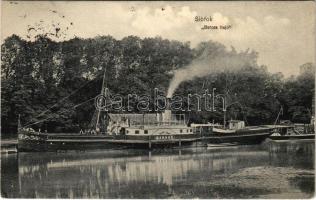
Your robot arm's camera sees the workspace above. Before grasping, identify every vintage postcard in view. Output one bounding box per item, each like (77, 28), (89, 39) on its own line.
(1, 1), (315, 199)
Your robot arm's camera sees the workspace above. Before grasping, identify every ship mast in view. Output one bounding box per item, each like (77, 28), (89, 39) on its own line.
(18, 114), (21, 132)
(95, 67), (107, 133)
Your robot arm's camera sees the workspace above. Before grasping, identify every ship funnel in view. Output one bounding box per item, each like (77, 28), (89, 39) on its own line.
(162, 97), (172, 122)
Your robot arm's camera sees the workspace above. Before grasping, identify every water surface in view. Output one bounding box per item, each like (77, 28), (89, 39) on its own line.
(1, 140), (314, 198)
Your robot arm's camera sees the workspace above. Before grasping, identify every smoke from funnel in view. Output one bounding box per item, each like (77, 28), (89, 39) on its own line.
(167, 44), (256, 97)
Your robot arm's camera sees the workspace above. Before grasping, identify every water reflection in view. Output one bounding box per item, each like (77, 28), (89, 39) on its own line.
(1, 140), (314, 198)
(267, 140), (315, 169)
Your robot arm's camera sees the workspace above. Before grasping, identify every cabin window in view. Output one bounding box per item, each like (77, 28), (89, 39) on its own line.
(135, 130), (139, 134)
(190, 129), (192, 132)
(144, 130), (148, 134)
(186, 129), (189, 132)
(180, 129), (183, 133)
(126, 130), (129, 134)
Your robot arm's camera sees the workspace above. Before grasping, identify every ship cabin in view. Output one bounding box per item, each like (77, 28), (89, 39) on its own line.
(228, 120), (245, 130)
(190, 123), (221, 135)
(107, 111), (194, 138)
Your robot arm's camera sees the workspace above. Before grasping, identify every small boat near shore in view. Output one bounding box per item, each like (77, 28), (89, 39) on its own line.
(268, 124), (315, 141)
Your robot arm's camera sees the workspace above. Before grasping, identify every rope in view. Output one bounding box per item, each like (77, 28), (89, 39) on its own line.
(273, 106), (283, 127)
(22, 96), (96, 128)
(24, 73), (103, 127)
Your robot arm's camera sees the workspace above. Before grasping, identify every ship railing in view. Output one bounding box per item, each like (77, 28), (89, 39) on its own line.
(19, 129), (48, 141)
(114, 134), (197, 140)
(130, 121), (187, 126)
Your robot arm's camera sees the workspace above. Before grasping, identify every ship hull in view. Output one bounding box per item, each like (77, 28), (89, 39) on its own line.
(204, 127), (273, 145)
(18, 138), (119, 152)
(203, 132), (271, 145)
(17, 127), (273, 152)
(269, 134), (315, 141)
(17, 133), (199, 152)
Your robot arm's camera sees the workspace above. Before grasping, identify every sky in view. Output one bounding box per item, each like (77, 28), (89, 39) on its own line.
(1, 1), (315, 77)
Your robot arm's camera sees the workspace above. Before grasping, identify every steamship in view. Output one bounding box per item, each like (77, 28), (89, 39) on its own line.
(17, 69), (274, 152)
(17, 62), (201, 151)
(17, 76), (201, 151)
(18, 107), (273, 152)
(17, 104), (274, 152)
(18, 110), (200, 152)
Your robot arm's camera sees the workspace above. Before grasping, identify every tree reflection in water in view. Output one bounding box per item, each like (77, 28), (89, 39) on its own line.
(1, 141), (314, 198)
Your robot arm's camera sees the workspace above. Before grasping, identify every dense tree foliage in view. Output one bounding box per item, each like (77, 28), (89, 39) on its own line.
(1, 35), (314, 134)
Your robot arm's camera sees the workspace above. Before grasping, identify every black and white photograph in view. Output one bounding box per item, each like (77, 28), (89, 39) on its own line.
(1, 1), (315, 199)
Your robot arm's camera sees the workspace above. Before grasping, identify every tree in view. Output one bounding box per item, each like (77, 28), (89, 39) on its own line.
(1, 34), (314, 134)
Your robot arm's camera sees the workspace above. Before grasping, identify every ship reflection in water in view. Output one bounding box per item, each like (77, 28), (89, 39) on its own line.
(1, 141), (314, 198)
